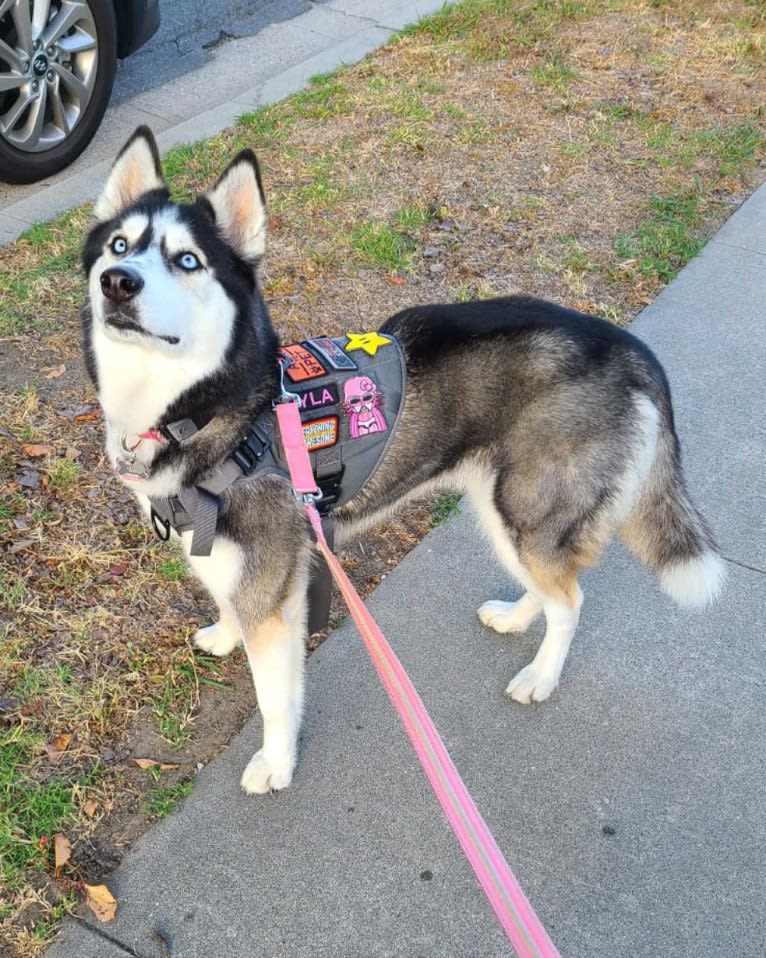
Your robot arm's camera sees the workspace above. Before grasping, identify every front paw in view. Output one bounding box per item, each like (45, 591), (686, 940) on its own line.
(193, 622), (240, 656)
(241, 750), (294, 794)
(506, 664), (557, 704)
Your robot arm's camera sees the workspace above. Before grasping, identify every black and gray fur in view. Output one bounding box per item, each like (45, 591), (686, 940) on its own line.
(81, 127), (725, 794)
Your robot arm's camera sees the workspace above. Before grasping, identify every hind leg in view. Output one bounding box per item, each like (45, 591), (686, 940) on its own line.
(505, 576), (583, 703)
(469, 474), (545, 632)
(468, 474), (587, 702)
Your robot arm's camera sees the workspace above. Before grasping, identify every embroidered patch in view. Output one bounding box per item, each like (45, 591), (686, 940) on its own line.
(305, 337), (357, 371)
(280, 344), (326, 382)
(302, 415), (339, 451)
(342, 375), (387, 438)
(295, 382), (340, 413)
(344, 332), (392, 357)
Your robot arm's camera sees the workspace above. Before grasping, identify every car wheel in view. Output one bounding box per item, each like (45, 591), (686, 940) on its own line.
(0, 0), (117, 185)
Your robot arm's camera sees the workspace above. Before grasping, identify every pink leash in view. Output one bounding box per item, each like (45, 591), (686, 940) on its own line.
(275, 399), (561, 958)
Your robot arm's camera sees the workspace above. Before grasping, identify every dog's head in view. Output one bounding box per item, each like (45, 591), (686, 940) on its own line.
(82, 126), (268, 363)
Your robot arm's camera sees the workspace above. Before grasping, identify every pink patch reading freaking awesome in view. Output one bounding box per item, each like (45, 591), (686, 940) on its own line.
(343, 375), (387, 438)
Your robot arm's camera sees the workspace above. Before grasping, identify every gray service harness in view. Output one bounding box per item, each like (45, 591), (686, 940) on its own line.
(145, 332), (406, 632)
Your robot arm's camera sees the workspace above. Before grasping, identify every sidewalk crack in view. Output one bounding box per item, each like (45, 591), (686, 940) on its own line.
(723, 554), (766, 576)
(77, 919), (152, 958)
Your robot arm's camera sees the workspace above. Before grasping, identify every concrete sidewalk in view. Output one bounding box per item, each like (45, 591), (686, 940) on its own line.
(43, 187), (766, 955)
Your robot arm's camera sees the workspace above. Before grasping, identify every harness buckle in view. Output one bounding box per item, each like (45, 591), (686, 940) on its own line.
(161, 418), (200, 443)
(297, 487), (323, 507)
(231, 429), (269, 474)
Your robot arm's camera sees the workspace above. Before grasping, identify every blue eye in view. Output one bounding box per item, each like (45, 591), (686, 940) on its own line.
(110, 236), (128, 255)
(177, 251), (201, 271)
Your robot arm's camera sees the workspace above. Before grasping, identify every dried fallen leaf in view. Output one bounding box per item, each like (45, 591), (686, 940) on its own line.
(45, 732), (72, 762)
(386, 274), (407, 285)
(83, 883), (117, 922)
(51, 731), (72, 752)
(109, 562), (128, 577)
(20, 443), (54, 458)
(42, 364), (66, 379)
(133, 758), (157, 769)
(72, 409), (103, 423)
(83, 799), (99, 818)
(54, 834), (72, 876)
(134, 758), (181, 771)
(18, 471), (41, 489)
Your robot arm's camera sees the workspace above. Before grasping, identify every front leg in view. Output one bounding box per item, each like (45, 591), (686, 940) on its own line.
(193, 602), (242, 656)
(240, 582), (308, 794)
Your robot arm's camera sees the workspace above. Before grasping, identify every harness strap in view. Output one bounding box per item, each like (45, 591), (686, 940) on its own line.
(148, 411), (281, 558)
(187, 487), (219, 558)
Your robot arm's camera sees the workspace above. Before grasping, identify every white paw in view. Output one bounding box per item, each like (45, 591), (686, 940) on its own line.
(478, 600), (533, 634)
(193, 622), (240, 657)
(240, 750), (294, 794)
(506, 664), (557, 704)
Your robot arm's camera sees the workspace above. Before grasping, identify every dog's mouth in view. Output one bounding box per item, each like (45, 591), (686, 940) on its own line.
(104, 312), (180, 346)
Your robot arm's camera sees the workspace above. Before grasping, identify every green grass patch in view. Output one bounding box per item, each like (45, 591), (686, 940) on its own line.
(614, 191), (705, 283)
(429, 493), (462, 526)
(633, 118), (765, 177)
(292, 150), (352, 212)
(157, 556), (187, 583)
(237, 107), (296, 150)
(0, 490), (26, 536)
(44, 457), (82, 492)
(690, 122), (764, 178)
(350, 201), (433, 271)
(403, 0), (590, 57)
(0, 567), (29, 613)
(0, 209), (87, 337)
(350, 221), (417, 272)
(0, 727), (76, 888)
(560, 140), (589, 158)
(144, 781), (194, 820)
(530, 56), (579, 92)
(153, 652), (228, 748)
(559, 240), (595, 275)
(291, 70), (354, 120)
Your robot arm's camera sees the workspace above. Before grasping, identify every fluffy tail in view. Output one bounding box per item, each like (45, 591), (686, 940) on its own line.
(620, 424), (726, 607)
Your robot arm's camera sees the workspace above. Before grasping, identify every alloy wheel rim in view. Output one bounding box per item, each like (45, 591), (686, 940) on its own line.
(0, 0), (99, 153)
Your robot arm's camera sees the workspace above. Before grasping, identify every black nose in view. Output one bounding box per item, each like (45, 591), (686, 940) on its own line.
(100, 266), (143, 303)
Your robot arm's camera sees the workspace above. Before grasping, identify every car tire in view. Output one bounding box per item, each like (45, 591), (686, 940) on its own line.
(0, 0), (117, 185)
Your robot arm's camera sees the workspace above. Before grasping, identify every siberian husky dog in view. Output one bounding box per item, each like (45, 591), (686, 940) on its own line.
(81, 127), (725, 794)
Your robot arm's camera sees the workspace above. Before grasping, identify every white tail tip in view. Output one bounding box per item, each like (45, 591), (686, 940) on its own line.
(660, 551), (727, 607)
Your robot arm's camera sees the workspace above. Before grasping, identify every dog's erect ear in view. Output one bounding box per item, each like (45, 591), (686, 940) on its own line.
(93, 126), (164, 223)
(205, 151), (267, 262)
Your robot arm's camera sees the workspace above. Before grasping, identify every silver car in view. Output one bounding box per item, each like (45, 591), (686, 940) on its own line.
(0, 0), (160, 183)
